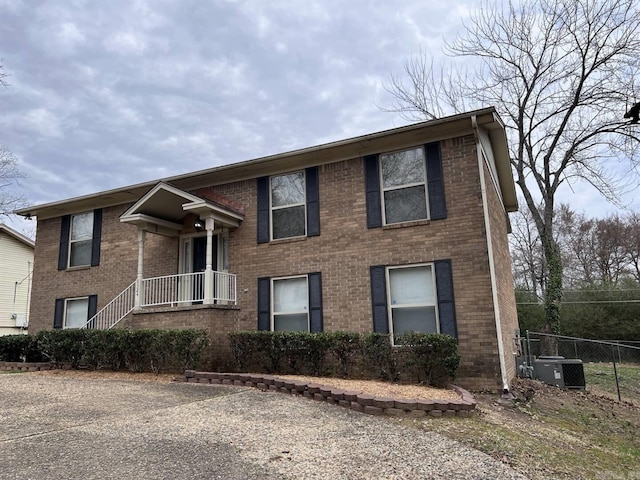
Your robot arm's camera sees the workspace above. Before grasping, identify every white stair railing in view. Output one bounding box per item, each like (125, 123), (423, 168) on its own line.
(80, 271), (237, 330)
(82, 281), (136, 330)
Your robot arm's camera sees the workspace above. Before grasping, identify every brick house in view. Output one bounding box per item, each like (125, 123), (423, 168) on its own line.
(17, 107), (518, 390)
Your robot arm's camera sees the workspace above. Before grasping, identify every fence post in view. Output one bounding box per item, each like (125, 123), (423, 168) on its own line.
(611, 344), (622, 402)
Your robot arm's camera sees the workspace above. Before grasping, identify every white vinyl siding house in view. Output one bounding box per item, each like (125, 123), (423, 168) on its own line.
(0, 224), (34, 335)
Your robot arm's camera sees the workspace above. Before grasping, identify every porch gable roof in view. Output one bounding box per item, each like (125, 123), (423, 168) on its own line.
(120, 182), (244, 234)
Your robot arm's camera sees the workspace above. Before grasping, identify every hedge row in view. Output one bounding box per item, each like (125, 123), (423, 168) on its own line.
(0, 329), (209, 373)
(228, 331), (460, 387)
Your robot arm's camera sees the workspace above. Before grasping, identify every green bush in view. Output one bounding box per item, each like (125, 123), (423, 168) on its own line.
(362, 333), (400, 381)
(36, 329), (87, 368)
(0, 335), (44, 362)
(328, 331), (361, 377)
(20, 328), (209, 373)
(399, 332), (461, 387)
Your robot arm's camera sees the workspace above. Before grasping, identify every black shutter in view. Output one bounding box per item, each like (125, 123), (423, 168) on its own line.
(305, 167), (320, 237)
(308, 272), (323, 332)
(87, 295), (98, 329)
(426, 141), (447, 220)
(54, 298), (65, 329)
(435, 259), (457, 339)
(257, 277), (271, 331)
(369, 265), (388, 333)
(58, 215), (71, 270)
(91, 209), (102, 267)
(364, 154), (382, 228)
(256, 177), (270, 244)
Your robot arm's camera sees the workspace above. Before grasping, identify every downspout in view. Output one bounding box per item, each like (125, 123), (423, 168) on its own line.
(471, 115), (510, 393)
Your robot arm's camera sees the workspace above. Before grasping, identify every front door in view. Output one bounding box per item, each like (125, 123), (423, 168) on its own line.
(192, 235), (217, 302)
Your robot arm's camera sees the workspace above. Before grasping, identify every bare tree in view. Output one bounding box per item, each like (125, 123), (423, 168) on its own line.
(384, 0), (640, 349)
(510, 204), (545, 296)
(0, 145), (26, 216)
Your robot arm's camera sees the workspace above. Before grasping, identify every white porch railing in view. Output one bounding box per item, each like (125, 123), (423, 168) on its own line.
(141, 271), (237, 306)
(82, 272), (237, 330)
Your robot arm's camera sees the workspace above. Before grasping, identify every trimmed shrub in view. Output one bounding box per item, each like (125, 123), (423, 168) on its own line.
(362, 333), (400, 382)
(0, 334), (44, 362)
(22, 328), (209, 373)
(171, 329), (209, 372)
(328, 331), (361, 377)
(36, 329), (87, 368)
(399, 332), (461, 387)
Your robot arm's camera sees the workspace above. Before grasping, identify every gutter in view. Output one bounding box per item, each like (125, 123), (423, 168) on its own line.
(471, 115), (510, 393)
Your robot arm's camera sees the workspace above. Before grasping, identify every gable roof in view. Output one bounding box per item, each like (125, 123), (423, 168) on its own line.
(0, 223), (35, 249)
(16, 107), (518, 220)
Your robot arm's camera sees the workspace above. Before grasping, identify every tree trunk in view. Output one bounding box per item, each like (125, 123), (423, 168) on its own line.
(541, 236), (562, 355)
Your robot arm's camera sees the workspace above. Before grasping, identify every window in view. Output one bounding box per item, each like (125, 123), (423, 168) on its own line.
(270, 172), (306, 240)
(387, 264), (438, 342)
(54, 295), (97, 329)
(272, 276), (309, 331)
(64, 297), (89, 329)
(69, 211), (94, 267)
(380, 147), (428, 225)
(364, 142), (446, 229)
(257, 168), (319, 243)
(58, 209), (102, 270)
(370, 260), (457, 341)
(257, 272), (322, 332)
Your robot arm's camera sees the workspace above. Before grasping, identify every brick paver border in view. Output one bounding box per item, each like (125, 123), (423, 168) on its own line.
(178, 370), (477, 418)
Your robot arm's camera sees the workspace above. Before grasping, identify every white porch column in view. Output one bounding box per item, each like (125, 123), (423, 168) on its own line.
(134, 228), (146, 310)
(203, 216), (215, 305)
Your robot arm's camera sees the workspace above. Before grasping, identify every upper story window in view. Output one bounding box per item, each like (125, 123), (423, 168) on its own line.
(58, 209), (102, 270)
(364, 142), (446, 229)
(380, 147), (428, 225)
(69, 212), (94, 267)
(270, 172), (306, 240)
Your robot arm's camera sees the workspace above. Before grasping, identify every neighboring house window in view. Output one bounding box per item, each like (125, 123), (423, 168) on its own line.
(380, 148), (428, 225)
(257, 272), (323, 332)
(271, 172), (306, 240)
(272, 276), (309, 331)
(58, 209), (103, 270)
(256, 167), (320, 243)
(54, 295), (98, 329)
(69, 212), (94, 267)
(370, 260), (457, 344)
(364, 142), (446, 228)
(387, 265), (437, 341)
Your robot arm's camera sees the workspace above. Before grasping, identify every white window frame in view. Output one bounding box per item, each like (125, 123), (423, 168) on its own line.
(270, 274), (309, 332)
(63, 296), (90, 329)
(269, 171), (307, 240)
(379, 147), (429, 225)
(386, 263), (439, 345)
(68, 211), (94, 268)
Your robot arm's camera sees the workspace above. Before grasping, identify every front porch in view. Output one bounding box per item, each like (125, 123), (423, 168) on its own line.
(84, 182), (245, 330)
(85, 270), (237, 330)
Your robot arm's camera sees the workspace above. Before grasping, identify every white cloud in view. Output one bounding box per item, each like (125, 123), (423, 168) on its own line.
(104, 31), (148, 56)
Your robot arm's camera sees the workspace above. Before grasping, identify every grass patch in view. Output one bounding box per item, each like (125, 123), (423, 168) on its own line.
(583, 362), (640, 402)
(415, 378), (640, 480)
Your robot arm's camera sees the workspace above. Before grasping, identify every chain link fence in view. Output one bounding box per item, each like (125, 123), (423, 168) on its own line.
(520, 331), (640, 404)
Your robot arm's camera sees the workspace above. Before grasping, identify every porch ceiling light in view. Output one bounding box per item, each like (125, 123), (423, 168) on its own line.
(194, 219), (204, 232)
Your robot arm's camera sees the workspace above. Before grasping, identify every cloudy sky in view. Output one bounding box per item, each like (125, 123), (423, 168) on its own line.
(1, 0), (638, 236)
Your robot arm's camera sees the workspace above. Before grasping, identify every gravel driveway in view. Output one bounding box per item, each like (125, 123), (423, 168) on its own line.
(0, 373), (529, 480)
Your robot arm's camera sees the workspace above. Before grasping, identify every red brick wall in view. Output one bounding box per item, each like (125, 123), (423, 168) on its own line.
(29, 133), (516, 390)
